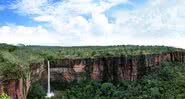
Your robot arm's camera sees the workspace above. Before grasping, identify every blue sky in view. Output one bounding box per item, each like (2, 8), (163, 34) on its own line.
(0, 0), (145, 26)
(0, 0), (185, 48)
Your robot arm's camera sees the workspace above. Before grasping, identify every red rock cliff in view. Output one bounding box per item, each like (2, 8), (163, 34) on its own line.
(48, 51), (185, 82)
(0, 62), (44, 99)
(0, 51), (185, 99)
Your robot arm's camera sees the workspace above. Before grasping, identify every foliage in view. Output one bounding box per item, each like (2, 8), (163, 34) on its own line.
(27, 82), (46, 99)
(0, 43), (181, 79)
(0, 93), (10, 99)
(48, 62), (185, 99)
(0, 43), (184, 99)
(0, 43), (17, 52)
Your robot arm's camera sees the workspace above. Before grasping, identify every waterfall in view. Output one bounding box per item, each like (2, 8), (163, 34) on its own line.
(46, 60), (54, 98)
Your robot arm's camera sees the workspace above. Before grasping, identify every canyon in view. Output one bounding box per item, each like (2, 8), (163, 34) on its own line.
(0, 51), (185, 99)
(48, 51), (185, 82)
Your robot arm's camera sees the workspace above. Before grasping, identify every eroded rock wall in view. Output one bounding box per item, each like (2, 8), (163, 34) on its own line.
(0, 79), (30, 99)
(0, 51), (185, 99)
(48, 51), (185, 82)
(0, 62), (44, 99)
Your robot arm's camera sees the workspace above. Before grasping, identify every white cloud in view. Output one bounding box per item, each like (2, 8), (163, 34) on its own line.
(113, 0), (185, 37)
(26, 0), (120, 42)
(110, 0), (185, 48)
(90, 12), (113, 35)
(0, 25), (60, 45)
(33, 15), (55, 22)
(1, 0), (184, 48)
(12, 0), (48, 15)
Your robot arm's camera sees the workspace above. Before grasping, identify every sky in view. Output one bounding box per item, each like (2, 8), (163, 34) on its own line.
(0, 0), (185, 48)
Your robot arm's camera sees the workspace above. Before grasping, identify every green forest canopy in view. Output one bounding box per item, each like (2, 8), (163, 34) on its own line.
(0, 43), (184, 79)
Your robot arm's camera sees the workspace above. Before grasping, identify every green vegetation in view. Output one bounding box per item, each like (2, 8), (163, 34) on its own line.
(0, 93), (10, 99)
(27, 82), (46, 99)
(0, 43), (181, 79)
(0, 43), (185, 99)
(24, 44), (180, 59)
(43, 62), (185, 99)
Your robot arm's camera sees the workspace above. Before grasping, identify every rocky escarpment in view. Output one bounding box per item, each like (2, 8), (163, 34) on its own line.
(0, 79), (30, 99)
(49, 51), (185, 83)
(0, 51), (185, 99)
(0, 62), (45, 99)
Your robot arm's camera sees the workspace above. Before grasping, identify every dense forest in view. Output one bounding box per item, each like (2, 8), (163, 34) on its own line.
(29, 62), (185, 99)
(0, 43), (181, 80)
(0, 43), (182, 60)
(0, 43), (185, 99)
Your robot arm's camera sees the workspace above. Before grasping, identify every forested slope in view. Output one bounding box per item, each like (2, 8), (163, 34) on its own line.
(50, 62), (185, 99)
(0, 43), (182, 79)
(0, 43), (185, 99)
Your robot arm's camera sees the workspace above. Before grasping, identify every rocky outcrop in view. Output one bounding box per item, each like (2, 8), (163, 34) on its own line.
(0, 62), (44, 99)
(30, 62), (46, 83)
(48, 51), (185, 82)
(0, 51), (185, 99)
(0, 79), (30, 99)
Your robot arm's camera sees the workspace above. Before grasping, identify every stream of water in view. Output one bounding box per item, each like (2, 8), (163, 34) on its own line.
(46, 60), (54, 98)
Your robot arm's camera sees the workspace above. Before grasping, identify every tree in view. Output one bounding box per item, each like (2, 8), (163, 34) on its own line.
(0, 93), (10, 99)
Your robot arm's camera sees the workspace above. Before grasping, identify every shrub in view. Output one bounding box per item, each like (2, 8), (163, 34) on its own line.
(27, 82), (46, 99)
(100, 83), (116, 97)
(54, 62), (185, 99)
(0, 93), (10, 99)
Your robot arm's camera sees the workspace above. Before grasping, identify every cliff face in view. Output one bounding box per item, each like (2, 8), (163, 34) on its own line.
(49, 51), (185, 82)
(0, 79), (30, 99)
(0, 51), (185, 99)
(0, 62), (45, 99)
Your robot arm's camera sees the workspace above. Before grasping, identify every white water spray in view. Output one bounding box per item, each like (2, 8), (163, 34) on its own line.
(46, 60), (54, 98)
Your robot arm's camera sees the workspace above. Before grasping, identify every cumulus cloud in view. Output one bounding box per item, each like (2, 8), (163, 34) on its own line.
(0, 25), (60, 45)
(112, 0), (185, 37)
(10, 0), (128, 42)
(33, 15), (54, 22)
(109, 0), (185, 48)
(0, 0), (184, 48)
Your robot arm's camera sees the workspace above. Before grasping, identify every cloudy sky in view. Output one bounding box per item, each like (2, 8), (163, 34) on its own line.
(0, 0), (185, 48)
